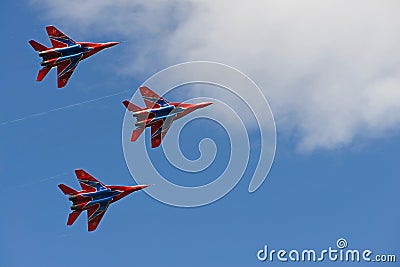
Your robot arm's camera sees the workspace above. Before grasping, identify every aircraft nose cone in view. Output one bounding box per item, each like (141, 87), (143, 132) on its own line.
(101, 42), (120, 49)
(196, 102), (213, 108)
(128, 184), (150, 192)
(138, 184), (150, 190)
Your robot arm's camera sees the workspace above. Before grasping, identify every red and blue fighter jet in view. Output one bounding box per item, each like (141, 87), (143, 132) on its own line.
(123, 86), (213, 148)
(29, 25), (119, 88)
(58, 169), (149, 232)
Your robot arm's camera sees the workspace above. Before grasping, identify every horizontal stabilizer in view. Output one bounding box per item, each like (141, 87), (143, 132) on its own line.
(123, 100), (142, 112)
(67, 210), (82, 226)
(29, 40), (48, 52)
(37, 67), (51, 82)
(58, 184), (77, 195)
(131, 127), (145, 142)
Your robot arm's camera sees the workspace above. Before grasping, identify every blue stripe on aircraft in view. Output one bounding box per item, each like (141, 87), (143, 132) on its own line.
(50, 36), (76, 47)
(58, 54), (83, 77)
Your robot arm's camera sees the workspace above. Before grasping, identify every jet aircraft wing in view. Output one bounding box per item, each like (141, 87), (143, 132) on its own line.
(57, 54), (82, 88)
(151, 116), (175, 148)
(139, 86), (170, 108)
(46, 25), (76, 48)
(74, 169), (107, 192)
(87, 201), (110, 232)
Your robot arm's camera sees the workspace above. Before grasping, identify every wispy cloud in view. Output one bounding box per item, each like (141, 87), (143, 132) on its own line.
(33, 0), (400, 151)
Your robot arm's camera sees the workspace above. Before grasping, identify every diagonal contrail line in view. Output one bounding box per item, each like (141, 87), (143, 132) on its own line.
(19, 172), (70, 188)
(0, 90), (131, 127)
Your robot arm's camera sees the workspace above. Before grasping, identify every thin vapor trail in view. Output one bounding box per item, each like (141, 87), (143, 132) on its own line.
(19, 172), (69, 188)
(0, 90), (131, 127)
(0, 172), (70, 193)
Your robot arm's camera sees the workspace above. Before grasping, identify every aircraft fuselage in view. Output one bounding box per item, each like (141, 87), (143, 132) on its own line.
(70, 189), (121, 211)
(134, 105), (179, 127)
(132, 102), (212, 129)
(39, 43), (93, 67)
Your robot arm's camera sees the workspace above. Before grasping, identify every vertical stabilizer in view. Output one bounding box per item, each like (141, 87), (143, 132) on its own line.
(29, 40), (48, 52)
(58, 184), (77, 195)
(37, 67), (52, 82)
(67, 210), (82, 226)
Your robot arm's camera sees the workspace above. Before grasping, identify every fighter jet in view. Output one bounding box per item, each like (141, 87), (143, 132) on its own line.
(29, 25), (119, 88)
(58, 169), (149, 232)
(123, 86), (213, 148)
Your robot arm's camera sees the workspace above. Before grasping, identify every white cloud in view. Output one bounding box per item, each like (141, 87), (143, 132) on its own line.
(34, 0), (400, 151)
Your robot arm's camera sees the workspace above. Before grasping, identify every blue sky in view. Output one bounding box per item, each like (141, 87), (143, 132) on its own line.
(1, 1), (399, 266)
